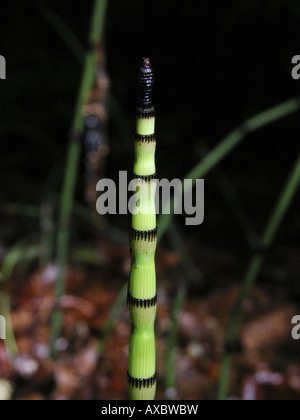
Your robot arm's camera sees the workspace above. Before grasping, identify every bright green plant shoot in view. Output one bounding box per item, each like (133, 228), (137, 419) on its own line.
(127, 59), (157, 400)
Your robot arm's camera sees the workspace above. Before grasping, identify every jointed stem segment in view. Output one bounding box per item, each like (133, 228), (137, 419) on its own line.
(218, 152), (300, 400)
(50, 0), (108, 359)
(128, 59), (157, 400)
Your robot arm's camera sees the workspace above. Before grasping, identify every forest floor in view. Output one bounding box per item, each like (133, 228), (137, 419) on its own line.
(0, 234), (300, 401)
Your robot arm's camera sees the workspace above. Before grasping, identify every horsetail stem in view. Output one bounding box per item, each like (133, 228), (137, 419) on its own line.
(158, 98), (300, 241)
(127, 59), (157, 400)
(50, 0), (108, 359)
(218, 152), (300, 400)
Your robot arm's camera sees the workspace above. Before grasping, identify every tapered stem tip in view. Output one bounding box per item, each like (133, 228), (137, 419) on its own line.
(139, 57), (154, 108)
(143, 58), (151, 68)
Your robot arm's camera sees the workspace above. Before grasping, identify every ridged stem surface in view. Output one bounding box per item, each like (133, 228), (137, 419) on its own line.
(128, 59), (157, 400)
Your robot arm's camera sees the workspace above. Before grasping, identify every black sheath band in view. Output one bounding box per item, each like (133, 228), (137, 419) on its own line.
(134, 173), (157, 182)
(131, 228), (158, 241)
(127, 293), (157, 308)
(134, 134), (156, 143)
(127, 372), (157, 389)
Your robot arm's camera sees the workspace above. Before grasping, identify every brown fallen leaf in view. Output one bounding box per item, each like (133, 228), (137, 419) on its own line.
(241, 306), (297, 354)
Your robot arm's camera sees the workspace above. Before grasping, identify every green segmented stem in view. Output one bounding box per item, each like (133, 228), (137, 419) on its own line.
(136, 118), (156, 137)
(128, 59), (157, 400)
(50, 0), (108, 359)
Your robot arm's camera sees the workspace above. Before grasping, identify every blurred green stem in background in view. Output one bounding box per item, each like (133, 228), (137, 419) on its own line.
(218, 152), (300, 400)
(158, 98), (300, 240)
(0, 202), (40, 219)
(215, 171), (259, 251)
(50, 0), (108, 359)
(164, 220), (204, 399)
(165, 285), (187, 400)
(0, 241), (43, 362)
(167, 220), (204, 287)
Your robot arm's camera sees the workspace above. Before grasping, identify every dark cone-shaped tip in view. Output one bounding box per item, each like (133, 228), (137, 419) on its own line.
(139, 58), (154, 108)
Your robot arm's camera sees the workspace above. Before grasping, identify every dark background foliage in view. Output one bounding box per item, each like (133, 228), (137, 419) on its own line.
(0, 0), (299, 265)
